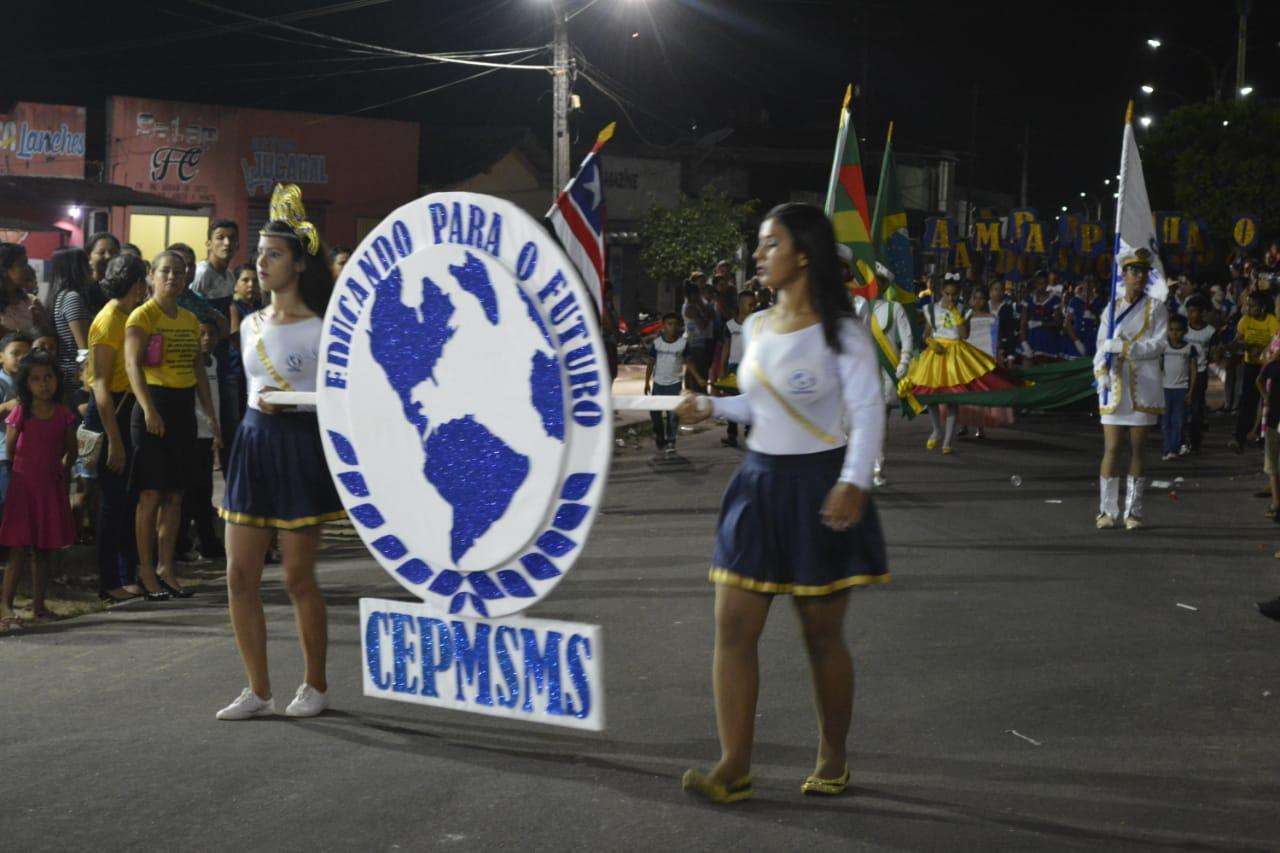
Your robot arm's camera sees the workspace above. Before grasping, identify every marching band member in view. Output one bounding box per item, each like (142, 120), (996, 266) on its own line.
(216, 185), (345, 721)
(862, 263), (915, 485)
(906, 275), (1018, 454)
(1094, 249), (1167, 530)
(675, 203), (887, 804)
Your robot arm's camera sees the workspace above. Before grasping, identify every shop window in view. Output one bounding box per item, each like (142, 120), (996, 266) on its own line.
(128, 212), (209, 263)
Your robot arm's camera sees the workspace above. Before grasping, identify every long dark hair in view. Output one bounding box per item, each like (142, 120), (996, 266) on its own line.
(762, 202), (853, 352)
(260, 220), (334, 317)
(47, 247), (91, 316)
(0, 242), (30, 310)
(15, 350), (63, 412)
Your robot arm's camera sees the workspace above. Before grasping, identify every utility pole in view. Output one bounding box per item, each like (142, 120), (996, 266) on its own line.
(1235, 2), (1249, 98)
(551, 0), (571, 198)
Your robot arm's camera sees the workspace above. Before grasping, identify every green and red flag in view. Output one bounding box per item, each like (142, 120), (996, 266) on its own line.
(870, 121), (914, 290)
(824, 85), (878, 300)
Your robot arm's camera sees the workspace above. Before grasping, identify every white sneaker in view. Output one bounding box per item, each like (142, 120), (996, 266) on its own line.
(216, 688), (275, 721)
(1178, 444), (1190, 456)
(872, 473), (887, 487)
(285, 684), (330, 718)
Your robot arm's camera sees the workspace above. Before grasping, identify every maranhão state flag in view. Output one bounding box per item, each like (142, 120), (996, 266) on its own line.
(824, 85), (878, 300)
(548, 122), (616, 314)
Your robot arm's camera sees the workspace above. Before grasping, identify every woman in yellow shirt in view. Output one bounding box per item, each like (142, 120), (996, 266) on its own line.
(124, 250), (220, 599)
(87, 254), (150, 602)
(1231, 291), (1278, 451)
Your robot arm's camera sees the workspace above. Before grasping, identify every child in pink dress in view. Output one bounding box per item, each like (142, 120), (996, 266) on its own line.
(0, 351), (76, 629)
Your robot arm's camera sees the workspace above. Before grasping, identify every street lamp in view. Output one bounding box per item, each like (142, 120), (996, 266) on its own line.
(1139, 115), (1154, 128)
(1145, 35), (1235, 101)
(1240, 85), (1254, 96)
(1141, 84), (1155, 94)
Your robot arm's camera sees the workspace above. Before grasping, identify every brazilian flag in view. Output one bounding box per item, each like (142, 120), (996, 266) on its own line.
(870, 122), (914, 288)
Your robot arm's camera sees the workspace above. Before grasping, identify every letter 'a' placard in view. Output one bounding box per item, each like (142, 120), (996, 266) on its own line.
(361, 598), (604, 731)
(320, 193), (612, 729)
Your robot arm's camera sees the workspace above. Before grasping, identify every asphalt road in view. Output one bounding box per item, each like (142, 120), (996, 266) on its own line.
(2, 408), (1278, 852)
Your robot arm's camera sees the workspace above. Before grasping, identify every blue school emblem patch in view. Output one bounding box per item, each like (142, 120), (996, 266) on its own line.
(317, 193), (613, 618)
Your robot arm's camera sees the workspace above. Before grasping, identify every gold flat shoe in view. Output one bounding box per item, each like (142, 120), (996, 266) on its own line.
(800, 766), (850, 796)
(925, 439), (939, 450)
(681, 768), (753, 804)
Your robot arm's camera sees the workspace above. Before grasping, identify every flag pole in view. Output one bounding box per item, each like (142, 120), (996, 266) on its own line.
(1102, 101), (1134, 406)
(824, 84), (854, 216)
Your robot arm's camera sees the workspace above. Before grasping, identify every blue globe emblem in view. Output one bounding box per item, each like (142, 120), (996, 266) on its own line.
(318, 193), (613, 618)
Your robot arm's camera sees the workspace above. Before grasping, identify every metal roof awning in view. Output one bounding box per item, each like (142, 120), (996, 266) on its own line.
(0, 175), (204, 209)
(0, 217), (68, 233)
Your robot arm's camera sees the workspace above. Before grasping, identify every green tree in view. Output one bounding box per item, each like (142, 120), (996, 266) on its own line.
(638, 189), (756, 286)
(1142, 100), (1280, 249)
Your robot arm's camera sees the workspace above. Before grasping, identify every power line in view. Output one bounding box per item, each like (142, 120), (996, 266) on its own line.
(5, 0), (394, 66)
(577, 71), (682, 149)
(325, 52), (551, 119)
(183, 0), (557, 71)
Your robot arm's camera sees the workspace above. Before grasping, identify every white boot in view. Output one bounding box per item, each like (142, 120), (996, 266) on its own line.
(1097, 477), (1120, 529)
(1124, 476), (1146, 529)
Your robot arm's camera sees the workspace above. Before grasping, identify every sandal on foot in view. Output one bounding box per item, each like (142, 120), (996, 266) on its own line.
(801, 766), (850, 796)
(681, 769), (753, 804)
(0, 615), (23, 631)
(29, 609), (56, 623)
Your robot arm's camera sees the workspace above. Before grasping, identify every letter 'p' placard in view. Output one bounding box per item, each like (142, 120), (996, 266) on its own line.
(361, 598), (605, 731)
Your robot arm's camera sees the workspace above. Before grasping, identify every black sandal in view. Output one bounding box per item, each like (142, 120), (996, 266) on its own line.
(156, 576), (195, 599)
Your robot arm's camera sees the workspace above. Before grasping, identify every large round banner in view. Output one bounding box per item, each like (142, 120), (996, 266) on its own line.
(317, 193), (613, 618)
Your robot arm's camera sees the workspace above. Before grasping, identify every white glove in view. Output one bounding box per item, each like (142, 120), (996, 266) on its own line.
(895, 362), (909, 380)
(1074, 339), (1087, 356)
(1103, 338), (1126, 355)
(1020, 341), (1033, 358)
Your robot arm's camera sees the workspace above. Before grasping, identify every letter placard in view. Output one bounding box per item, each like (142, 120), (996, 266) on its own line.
(361, 598), (605, 731)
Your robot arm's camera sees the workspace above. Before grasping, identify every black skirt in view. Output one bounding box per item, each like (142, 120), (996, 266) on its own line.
(219, 409), (345, 530)
(711, 448), (889, 596)
(129, 385), (197, 493)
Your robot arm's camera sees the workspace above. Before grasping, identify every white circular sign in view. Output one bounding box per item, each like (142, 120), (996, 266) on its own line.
(317, 192), (613, 617)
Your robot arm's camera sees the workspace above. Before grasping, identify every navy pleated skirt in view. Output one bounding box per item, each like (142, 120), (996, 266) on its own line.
(711, 448), (889, 595)
(219, 409), (346, 530)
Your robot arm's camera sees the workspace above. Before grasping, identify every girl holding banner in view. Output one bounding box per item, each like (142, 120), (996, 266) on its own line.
(216, 185), (345, 722)
(1094, 250), (1167, 530)
(675, 203), (887, 804)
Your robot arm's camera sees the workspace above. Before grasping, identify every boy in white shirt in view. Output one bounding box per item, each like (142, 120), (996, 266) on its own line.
(1160, 314), (1199, 461)
(646, 313), (705, 453)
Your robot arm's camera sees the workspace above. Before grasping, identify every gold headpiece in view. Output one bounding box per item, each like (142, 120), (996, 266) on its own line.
(262, 183), (320, 256)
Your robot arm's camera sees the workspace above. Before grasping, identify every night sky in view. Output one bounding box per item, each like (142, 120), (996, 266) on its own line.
(6, 0), (1278, 214)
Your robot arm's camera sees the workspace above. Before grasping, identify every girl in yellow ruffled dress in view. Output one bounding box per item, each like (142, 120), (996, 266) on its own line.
(908, 277), (1019, 454)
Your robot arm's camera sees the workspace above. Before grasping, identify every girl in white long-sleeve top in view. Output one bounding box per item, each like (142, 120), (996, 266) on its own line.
(1094, 249), (1168, 529)
(674, 203), (888, 805)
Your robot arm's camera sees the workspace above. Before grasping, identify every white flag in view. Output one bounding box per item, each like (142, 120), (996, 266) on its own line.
(1112, 105), (1167, 302)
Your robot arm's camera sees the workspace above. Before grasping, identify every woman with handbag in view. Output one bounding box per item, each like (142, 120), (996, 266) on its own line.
(675, 203), (888, 803)
(124, 250), (220, 600)
(87, 254), (150, 601)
